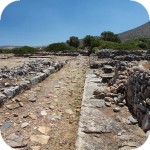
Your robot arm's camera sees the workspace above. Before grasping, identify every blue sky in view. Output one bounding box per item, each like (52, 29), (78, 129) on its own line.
(0, 0), (149, 46)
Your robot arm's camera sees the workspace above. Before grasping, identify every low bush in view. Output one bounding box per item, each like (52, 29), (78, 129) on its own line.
(45, 43), (76, 52)
(12, 46), (37, 55)
(0, 49), (13, 53)
(0, 49), (3, 53)
(137, 41), (148, 49)
(92, 40), (144, 51)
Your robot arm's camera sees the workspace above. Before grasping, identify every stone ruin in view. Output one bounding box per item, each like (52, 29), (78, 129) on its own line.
(16, 50), (89, 57)
(95, 49), (150, 61)
(0, 50), (150, 149)
(76, 50), (150, 149)
(90, 49), (150, 133)
(0, 59), (67, 105)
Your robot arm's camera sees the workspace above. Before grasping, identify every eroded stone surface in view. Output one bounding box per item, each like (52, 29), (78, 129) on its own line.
(79, 107), (120, 134)
(30, 135), (50, 145)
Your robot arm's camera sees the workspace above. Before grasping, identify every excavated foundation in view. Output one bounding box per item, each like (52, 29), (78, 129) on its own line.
(76, 49), (150, 150)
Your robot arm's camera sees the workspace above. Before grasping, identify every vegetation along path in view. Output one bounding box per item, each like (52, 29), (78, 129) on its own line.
(0, 56), (89, 150)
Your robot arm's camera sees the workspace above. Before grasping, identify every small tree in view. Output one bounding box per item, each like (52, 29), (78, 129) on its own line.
(101, 31), (120, 43)
(66, 36), (79, 48)
(83, 35), (95, 48)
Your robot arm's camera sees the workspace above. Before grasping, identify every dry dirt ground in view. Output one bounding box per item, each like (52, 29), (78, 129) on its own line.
(0, 56), (88, 150)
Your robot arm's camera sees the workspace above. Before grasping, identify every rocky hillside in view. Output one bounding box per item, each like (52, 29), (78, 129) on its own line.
(118, 21), (150, 41)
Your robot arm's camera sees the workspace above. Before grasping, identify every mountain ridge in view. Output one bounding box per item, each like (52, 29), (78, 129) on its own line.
(118, 21), (150, 41)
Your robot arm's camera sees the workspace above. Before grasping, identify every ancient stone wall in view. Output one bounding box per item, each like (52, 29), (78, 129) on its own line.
(0, 60), (67, 105)
(52, 50), (88, 56)
(95, 49), (150, 61)
(17, 50), (89, 57)
(76, 60), (148, 149)
(107, 60), (150, 132)
(125, 70), (150, 132)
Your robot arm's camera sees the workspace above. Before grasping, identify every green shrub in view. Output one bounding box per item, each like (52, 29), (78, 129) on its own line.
(92, 47), (99, 51)
(0, 49), (3, 53)
(95, 40), (141, 51)
(82, 32), (150, 50)
(45, 43), (76, 52)
(5, 49), (14, 53)
(12, 46), (37, 55)
(137, 41), (148, 49)
(0, 49), (14, 54)
(78, 46), (84, 50)
(3, 49), (14, 53)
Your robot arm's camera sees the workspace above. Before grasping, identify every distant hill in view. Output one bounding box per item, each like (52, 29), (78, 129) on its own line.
(0, 46), (44, 50)
(0, 46), (21, 49)
(118, 21), (150, 41)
